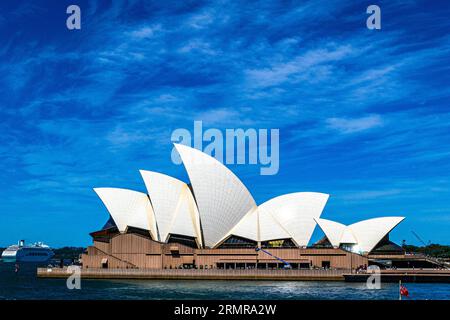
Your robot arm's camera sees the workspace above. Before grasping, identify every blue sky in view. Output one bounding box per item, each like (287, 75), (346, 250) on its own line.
(1, 0), (449, 247)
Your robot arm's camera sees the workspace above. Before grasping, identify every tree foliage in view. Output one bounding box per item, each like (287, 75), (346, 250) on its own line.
(53, 247), (85, 260)
(403, 244), (450, 258)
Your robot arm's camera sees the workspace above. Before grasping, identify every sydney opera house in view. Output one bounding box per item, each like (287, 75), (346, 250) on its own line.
(81, 144), (410, 270)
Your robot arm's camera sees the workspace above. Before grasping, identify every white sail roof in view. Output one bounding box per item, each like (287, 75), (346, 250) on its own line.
(140, 170), (202, 245)
(93, 188), (158, 240)
(220, 205), (292, 244)
(93, 145), (405, 253)
(258, 192), (329, 246)
(340, 228), (357, 244)
(316, 216), (405, 253)
(315, 218), (346, 247)
(174, 143), (257, 248)
(348, 217), (405, 253)
(222, 207), (259, 243)
(258, 208), (292, 242)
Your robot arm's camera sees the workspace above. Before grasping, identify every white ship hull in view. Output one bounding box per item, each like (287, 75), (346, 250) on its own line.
(1, 243), (54, 263)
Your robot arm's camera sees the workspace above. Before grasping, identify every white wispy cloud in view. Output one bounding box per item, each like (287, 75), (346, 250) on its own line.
(129, 25), (161, 39)
(186, 11), (216, 29)
(1, 0), (450, 245)
(325, 114), (383, 134)
(245, 45), (353, 88)
(338, 189), (404, 201)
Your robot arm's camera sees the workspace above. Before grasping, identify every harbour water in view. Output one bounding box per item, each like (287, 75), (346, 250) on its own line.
(1, 262), (449, 300)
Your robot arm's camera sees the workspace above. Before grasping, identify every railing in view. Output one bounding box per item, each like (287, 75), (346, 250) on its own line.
(357, 268), (450, 274)
(38, 267), (349, 280)
(85, 247), (137, 269)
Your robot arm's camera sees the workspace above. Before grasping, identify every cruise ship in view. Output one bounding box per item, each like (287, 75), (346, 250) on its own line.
(1, 240), (54, 263)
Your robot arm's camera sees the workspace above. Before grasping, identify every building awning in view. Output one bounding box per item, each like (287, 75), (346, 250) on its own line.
(218, 258), (310, 263)
(101, 258), (108, 264)
(218, 260), (256, 264)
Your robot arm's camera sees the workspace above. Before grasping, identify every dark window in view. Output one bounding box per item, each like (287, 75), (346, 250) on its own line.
(102, 215), (117, 230)
(167, 234), (198, 248)
(127, 227), (152, 239)
(299, 263), (311, 269)
(218, 235), (257, 248)
(261, 238), (297, 248)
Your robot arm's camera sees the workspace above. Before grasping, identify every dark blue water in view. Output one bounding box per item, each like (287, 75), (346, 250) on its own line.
(1, 262), (449, 300)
